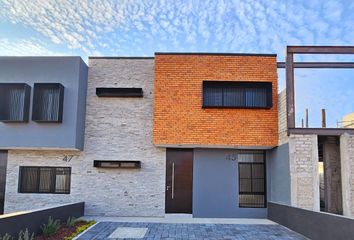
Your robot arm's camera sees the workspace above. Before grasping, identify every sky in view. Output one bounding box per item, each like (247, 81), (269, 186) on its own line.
(0, 0), (353, 127)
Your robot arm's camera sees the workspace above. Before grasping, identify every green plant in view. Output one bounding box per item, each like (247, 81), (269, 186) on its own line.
(40, 216), (61, 237)
(66, 216), (76, 227)
(18, 229), (34, 240)
(0, 233), (13, 240)
(64, 220), (96, 240)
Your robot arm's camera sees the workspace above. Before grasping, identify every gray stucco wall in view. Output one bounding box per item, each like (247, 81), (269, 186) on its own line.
(0, 57), (88, 150)
(4, 58), (166, 217)
(267, 143), (291, 205)
(193, 148), (267, 218)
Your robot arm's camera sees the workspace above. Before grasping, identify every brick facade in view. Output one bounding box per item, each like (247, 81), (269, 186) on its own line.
(153, 54), (278, 148)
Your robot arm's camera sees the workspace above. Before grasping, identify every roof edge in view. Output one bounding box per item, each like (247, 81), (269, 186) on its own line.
(155, 52), (277, 57)
(89, 56), (154, 59)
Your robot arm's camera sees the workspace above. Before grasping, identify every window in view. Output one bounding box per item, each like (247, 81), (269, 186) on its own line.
(19, 167), (71, 194)
(0, 83), (31, 122)
(238, 150), (266, 208)
(32, 83), (64, 122)
(202, 81), (272, 108)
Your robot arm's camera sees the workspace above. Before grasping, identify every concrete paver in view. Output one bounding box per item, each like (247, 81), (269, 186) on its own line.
(77, 222), (307, 240)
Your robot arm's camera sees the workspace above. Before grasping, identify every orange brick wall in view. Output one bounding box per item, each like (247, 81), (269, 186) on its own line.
(153, 54), (278, 148)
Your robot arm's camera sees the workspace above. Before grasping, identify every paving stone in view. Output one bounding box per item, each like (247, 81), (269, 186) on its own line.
(77, 222), (308, 240)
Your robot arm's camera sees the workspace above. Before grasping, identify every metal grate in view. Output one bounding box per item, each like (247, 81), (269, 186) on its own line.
(0, 83), (31, 122)
(203, 81), (272, 108)
(238, 151), (266, 208)
(32, 83), (64, 122)
(19, 166), (71, 194)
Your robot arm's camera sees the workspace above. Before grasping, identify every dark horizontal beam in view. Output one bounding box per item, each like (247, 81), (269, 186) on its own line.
(288, 128), (354, 136)
(287, 46), (354, 54)
(155, 52), (277, 57)
(277, 62), (354, 68)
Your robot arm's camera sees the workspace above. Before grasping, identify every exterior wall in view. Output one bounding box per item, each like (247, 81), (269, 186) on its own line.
(267, 143), (291, 205)
(341, 112), (354, 128)
(278, 90), (287, 145)
(322, 137), (342, 214)
(340, 133), (354, 217)
(153, 54), (278, 148)
(193, 148), (267, 218)
(4, 58), (166, 217)
(0, 57), (88, 150)
(0, 151), (7, 214)
(288, 134), (320, 211)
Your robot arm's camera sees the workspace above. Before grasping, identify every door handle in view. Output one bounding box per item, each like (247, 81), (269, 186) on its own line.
(172, 162), (175, 199)
(166, 185), (171, 191)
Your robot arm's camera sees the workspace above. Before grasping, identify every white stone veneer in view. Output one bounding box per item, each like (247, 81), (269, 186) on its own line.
(340, 133), (354, 217)
(289, 134), (320, 211)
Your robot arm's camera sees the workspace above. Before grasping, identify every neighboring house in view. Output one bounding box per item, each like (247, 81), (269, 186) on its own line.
(0, 50), (353, 219)
(340, 112), (354, 128)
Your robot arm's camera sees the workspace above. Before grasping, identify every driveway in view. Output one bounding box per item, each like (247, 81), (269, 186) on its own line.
(77, 222), (307, 240)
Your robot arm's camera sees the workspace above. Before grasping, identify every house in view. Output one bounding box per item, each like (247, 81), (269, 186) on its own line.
(0, 48), (353, 218)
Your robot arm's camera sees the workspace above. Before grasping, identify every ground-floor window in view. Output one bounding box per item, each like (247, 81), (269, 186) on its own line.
(19, 166), (71, 194)
(238, 150), (266, 208)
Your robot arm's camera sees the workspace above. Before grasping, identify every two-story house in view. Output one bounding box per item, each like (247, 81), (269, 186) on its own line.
(1, 49), (353, 219)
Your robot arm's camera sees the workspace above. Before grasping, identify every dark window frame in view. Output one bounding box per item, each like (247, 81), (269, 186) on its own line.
(202, 81), (272, 109)
(238, 151), (266, 208)
(0, 83), (31, 122)
(18, 166), (71, 194)
(32, 83), (64, 123)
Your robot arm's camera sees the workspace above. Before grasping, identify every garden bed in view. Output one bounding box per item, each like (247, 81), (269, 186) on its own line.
(35, 220), (95, 240)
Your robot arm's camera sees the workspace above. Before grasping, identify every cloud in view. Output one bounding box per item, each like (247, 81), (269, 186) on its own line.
(0, 0), (353, 57)
(0, 38), (66, 56)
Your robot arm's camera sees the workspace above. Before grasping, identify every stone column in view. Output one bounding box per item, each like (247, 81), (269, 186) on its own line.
(289, 134), (320, 211)
(340, 133), (354, 217)
(322, 137), (342, 214)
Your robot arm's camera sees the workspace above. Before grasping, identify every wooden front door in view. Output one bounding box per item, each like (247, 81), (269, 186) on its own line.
(165, 148), (193, 213)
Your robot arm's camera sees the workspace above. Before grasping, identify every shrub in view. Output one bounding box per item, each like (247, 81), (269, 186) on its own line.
(66, 216), (76, 228)
(64, 220), (96, 240)
(18, 229), (34, 240)
(40, 216), (61, 237)
(0, 233), (13, 240)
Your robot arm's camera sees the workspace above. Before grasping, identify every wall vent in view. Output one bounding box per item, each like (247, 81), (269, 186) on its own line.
(96, 88), (143, 97)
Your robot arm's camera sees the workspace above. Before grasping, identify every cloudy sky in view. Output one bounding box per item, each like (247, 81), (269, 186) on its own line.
(0, 0), (353, 127)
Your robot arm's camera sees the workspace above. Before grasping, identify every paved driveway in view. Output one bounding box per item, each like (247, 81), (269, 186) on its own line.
(77, 222), (307, 240)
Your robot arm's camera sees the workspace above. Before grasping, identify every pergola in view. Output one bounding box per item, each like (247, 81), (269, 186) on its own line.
(277, 46), (354, 136)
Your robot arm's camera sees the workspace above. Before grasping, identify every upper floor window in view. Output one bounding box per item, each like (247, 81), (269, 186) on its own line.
(0, 83), (31, 122)
(19, 166), (71, 194)
(202, 81), (272, 108)
(32, 83), (64, 123)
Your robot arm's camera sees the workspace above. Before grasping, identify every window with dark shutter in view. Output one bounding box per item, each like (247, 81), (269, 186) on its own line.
(32, 83), (64, 122)
(19, 166), (71, 194)
(202, 81), (272, 108)
(0, 83), (31, 122)
(238, 150), (266, 208)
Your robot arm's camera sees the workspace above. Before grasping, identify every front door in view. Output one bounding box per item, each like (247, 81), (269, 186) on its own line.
(165, 148), (193, 213)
